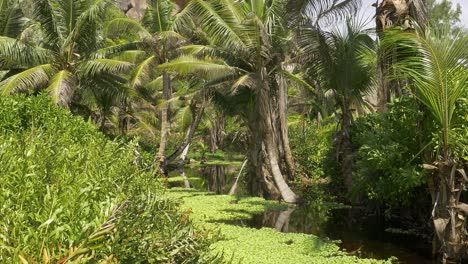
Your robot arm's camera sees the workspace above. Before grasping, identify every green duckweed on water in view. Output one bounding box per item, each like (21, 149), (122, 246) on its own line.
(167, 187), (395, 264)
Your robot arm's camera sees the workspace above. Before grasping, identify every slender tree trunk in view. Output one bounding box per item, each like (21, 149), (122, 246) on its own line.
(229, 159), (248, 195)
(155, 72), (172, 166)
(209, 110), (225, 152)
(247, 68), (298, 203)
(277, 74), (295, 180)
(177, 143), (190, 166)
(339, 106), (354, 193)
(209, 166), (226, 194)
(162, 103), (205, 173)
(180, 168), (191, 188)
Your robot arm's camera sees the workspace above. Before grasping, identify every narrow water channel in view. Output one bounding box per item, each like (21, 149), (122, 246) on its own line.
(169, 164), (437, 264)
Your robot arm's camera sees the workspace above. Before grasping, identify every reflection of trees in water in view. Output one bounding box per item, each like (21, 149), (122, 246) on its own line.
(285, 203), (330, 235)
(254, 203), (330, 235)
(192, 165), (243, 194)
(205, 166), (226, 194)
(180, 169), (191, 188)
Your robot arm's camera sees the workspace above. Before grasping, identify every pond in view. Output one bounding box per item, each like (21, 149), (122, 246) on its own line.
(168, 164), (437, 264)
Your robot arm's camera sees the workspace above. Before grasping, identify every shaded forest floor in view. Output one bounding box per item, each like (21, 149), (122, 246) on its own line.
(167, 182), (392, 263)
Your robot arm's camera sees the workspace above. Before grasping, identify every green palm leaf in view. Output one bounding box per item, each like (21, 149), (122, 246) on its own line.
(384, 28), (468, 156)
(0, 64), (53, 95)
(47, 70), (74, 106)
(158, 55), (235, 79)
(174, 105), (193, 131)
(144, 0), (174, 33)
(0, 37), (54, 68)
(0, 3), (24, 38)
(173, 0), (247, 52)
(280, 70), (317, 95)
(105, 17), (151, 39)
(145, 76), (163, 93)
(79, 59), (133, 78)
(110, 50), (147, 63)
(32, 0), (62, 48)
(131, 55), (157, 88)
(287, 0), (360, 26)
(93, 42), (143, 59)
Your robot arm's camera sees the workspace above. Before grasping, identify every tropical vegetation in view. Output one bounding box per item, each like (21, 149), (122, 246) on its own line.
(0, 0), (467, 263)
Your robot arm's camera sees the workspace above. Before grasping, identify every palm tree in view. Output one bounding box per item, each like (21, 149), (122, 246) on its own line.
(159, 0), (359, 202)
(375, 0), (427, 111)
(297, 20), (375, 193)
(383, 26), (468, 262)
(0, 0), (131, 108)
(106, 0), (187, 168)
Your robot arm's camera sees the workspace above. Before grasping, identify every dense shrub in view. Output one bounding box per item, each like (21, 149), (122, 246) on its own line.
(0, 95), (213, 263)
(290, 119), (334, 180)
(289, 118), (335, 200)
(351, 97), (430, 206)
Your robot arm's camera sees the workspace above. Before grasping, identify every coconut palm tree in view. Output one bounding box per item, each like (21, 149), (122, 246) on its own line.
(0, 0), (132, 108)
(383, 26), (468, 262)
(296, 20), (375, 193)
(158, 0), (360, 202)
(106, 0), (188, 167)
(375, 0), (427, 111)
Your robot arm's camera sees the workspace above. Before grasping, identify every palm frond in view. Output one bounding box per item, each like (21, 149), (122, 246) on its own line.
(93, 42), (143, 59)
(174, 105), (193, 131)
(0, 64), (53, 95)
(59, 0), (84, 36)
(32, 0), (62, 48)
(383, 27), (468, 155)
(145, 76), (163, 92)
(65, 0), (112, 54)
(0, 3), (24, 38)
(232, 73), (259, 91)
(105, 17), (151, 39)
(144, 0), (174, 33)
(173, 0), (247, 52)
(0, 37), (54, 68)
(287, 0), (360, 26)
(47, 70), (75, 106)
(131, 55), (157, 88)
(280, 70), (317, 95)
(111, 50), (147, 63)
(79, 59), (133, 78)
(158, 55), (236, 79)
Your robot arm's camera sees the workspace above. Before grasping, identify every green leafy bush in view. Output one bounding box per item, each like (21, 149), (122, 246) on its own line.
(289, 118), (335, 200)
(351, 97), (429, 206)
(0, 95), (212, 263)
(290, 119), (334, 181)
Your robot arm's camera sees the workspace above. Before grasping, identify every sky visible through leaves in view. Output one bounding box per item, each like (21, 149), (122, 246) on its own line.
(361, 0), (468, 27)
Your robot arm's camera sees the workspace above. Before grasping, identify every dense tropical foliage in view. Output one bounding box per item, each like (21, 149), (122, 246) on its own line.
(0, 0), (467, 262)
(0, 94), (214, 263)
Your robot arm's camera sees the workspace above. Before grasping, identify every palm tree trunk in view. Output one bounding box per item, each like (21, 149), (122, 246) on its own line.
(209, 110), (224, 152)
(162, 103), (205, 173)
(155, 72), (172, 166)
(248, 68), (298, 203)
(339, 107), (354, 193)
(431, 161), (467, 262)
(229, 159), (248, 195)
(277, 74), (295, 180)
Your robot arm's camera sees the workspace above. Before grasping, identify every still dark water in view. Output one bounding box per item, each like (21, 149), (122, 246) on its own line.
(169, 165), (437, 264)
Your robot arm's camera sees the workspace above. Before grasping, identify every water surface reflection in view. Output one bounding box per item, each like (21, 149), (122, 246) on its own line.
(169, 165), (437, 264)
